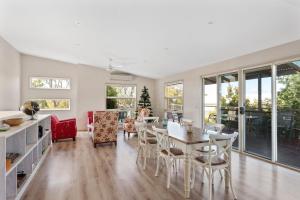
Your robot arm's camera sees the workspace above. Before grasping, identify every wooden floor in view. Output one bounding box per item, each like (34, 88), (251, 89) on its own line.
(22, 132), (300, 200)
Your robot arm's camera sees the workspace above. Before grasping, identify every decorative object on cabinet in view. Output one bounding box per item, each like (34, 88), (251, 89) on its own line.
(4, 118), (24, 126)
(21, 101), (40, 120)
(0, 124), (10, 131)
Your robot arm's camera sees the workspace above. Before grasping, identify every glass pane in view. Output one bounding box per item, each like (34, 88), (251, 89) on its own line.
(166, 98), (183, 111)
(165, 82), (183, 98)
(30, 77), (70, 89)
(245, 66), (272, 159)
(277, 60), (300, 168)
(204, 77), (217, 124)
(33, 99), (70, 110)
(106, 85), (136, 98)
(220, 73), (239, 148)
(165, 81), (183, 111)
(106, 98), (136, 110)
(51, 79), (70, 89)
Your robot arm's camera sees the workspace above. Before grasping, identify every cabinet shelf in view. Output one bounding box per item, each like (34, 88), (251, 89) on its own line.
(0, 114), (51, 200)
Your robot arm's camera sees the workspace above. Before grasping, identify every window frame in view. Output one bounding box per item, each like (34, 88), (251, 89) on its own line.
(164, 80), (184, 112)
(29, 77), (71, 90)
(105, 84), (137, 111)
(31, 98), (71, 111)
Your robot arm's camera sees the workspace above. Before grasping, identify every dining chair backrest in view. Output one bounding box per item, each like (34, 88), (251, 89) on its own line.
(167, 121), (181, 134)
(143, 116), (159, 124)
(181, 118), (193, 126)
(208, 132), (238, 164)
(153, 126), (170, 154)
(204, 123), (225, 134)
(135, 121), (146, 131)
(135, 121), (147, 141)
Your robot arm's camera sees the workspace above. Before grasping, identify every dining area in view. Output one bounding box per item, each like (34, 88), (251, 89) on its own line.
(133, 115), (238, 200)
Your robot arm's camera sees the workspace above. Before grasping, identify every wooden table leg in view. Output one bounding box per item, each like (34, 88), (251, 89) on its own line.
(184, 151), (191, 198)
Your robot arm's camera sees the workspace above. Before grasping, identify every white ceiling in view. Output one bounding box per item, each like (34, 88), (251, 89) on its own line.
(1, 0), (300, 79)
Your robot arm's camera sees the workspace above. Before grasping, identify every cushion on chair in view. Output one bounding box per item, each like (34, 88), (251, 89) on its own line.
(141, 138), (157, 144)
(161, 148), (184, 156)
(146, 133), (156, 138)
(195, 156), (226, 166)
(196, 149), (216, 153)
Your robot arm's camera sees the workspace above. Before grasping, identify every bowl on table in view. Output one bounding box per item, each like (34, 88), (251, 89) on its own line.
(4, 118), (24, 126)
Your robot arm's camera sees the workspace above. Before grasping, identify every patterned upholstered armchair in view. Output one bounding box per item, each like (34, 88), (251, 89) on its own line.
(92, 111), (119, 148)
(123, 118), (137, 138)
(123, 108), (150, 138)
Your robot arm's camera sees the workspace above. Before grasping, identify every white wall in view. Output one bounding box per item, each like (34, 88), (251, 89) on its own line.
(154, 39), (300, 128)
(0, 36), (21, 110)
(21, 54), (156, 130)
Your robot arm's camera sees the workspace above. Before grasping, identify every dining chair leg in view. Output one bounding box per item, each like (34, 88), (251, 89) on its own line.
(155, 156), (161, 176)
(225, 168), (237, 200)
(136, 146), (141, 164)
(219, 169), (223, 179)
(167, 162), (171, 189)
(212, 169), (216, 185)
(143, 146), (147, 170)
(201, 168), (205, 183)
(208, 167), (212, 200)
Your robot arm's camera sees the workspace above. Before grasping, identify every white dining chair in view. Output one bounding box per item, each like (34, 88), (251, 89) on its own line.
(135, 121), (157, 169)
(191, 132), (238, 200)
(194, 123), (225, 179)
(153, 126), (185, 189)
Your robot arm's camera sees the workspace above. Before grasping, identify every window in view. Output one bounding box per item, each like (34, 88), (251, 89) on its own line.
(164, 81), (183, 111)
(30, 77), (71, 89)
(106, 85), (137, 117)
(32, 99), (71, 110)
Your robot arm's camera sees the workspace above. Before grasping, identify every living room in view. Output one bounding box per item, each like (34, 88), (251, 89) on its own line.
(0, 1), (300, 200)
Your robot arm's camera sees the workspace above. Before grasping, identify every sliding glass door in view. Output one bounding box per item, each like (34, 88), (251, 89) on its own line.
(244, 67), (272, 159)
(220, 73), (239, 148)
(202, 59), (300, 169)
(276, 61), (300, 168)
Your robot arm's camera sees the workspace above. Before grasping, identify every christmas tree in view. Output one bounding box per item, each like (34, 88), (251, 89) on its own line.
(136, 86), (153, 117)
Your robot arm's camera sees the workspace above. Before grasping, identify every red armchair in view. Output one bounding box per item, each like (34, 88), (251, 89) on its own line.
(51, 115), (77, 142)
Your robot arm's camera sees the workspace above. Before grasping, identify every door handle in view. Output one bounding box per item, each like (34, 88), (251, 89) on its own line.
(239, 107), (245, 115)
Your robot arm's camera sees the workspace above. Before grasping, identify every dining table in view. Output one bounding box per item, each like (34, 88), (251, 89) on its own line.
(146, 123), (232, 199)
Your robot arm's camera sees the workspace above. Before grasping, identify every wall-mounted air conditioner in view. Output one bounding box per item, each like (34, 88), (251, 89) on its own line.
(110, 74), (133, 81)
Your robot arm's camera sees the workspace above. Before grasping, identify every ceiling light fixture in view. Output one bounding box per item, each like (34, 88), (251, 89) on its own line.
(75, 21), (81, 26)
